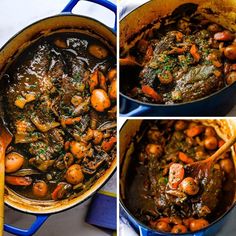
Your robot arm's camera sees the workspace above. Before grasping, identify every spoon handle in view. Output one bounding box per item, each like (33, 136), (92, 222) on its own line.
(0, 141), (5, 236)
(0, 121), (12, 236)
(210, 133), (236, 162)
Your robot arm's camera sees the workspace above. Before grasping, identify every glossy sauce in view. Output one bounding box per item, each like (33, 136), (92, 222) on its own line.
(1, 32), (116, 200)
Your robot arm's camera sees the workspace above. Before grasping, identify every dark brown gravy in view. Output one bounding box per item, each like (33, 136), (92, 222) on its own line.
(123, 120), (235, 232)
(1, 32), (116, 201)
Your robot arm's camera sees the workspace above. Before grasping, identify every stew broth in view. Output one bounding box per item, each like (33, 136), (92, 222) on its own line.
(123, 120), (235, 233)
(1, 32), (117, 201)
(121, 9), (236, 104)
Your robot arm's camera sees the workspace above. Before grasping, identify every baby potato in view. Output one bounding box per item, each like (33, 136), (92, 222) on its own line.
(65, 164), (84, 185)
(108, 80), (117, 100)
(93, 130), (104, 145)
(179, 177), (199, 195)
(171, 224), (187, 233)
(54, 39), (67, 48)
(224, 44), (236, 60)
(107, 68), (117, 82)
(91, 89), (111, 112)
(5, 152), (24, 173)
(189, 219), (209, 232)
(33, 180), (48, 198)
(154, 221), (171, 232)
(145, 144), (163, 158)
(204, 136), (218, 150)
(175, 120), (187, 131)
(205, 127), (216, 137)
(219, 158), (234, 174)
(70, 141), (88, 160)
(88, 44), (108, 59)
(214, 30), (234, 41)
(207, 24), (222, 33)
(226, 71), (236, 85)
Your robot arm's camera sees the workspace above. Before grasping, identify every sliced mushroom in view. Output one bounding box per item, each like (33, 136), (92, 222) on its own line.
(98, 121), (116, 131)
(10, 168), (41, 176)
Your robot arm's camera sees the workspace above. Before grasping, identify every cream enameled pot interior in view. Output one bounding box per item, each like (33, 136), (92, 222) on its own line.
(120, 0), (236, 55)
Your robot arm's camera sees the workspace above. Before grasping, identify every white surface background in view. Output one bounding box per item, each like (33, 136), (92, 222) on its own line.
(0, 0), (116, 236)
(1, 0), (236, 235)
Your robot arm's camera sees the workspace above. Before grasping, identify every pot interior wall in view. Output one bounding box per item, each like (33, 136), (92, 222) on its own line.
(120, 0), (236, 53)
(1, 14), (116, 214)
(0, 15), (115, 73)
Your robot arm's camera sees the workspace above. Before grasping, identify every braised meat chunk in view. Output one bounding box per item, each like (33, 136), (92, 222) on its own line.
(124, 120), (235, 233)
(121, 11), (236, 104)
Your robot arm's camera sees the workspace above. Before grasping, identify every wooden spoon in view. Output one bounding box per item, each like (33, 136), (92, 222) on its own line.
(0, 119), (12, 235)
(186, 133), (236, 177)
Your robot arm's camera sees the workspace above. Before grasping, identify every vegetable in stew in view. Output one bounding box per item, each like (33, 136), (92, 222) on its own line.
(121, 11), (236, 104)
(1, 32), (116, 200)
(123, 120), (235, 233)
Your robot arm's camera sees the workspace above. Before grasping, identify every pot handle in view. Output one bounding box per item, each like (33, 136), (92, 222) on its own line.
(120, 105), (151, 117)
(61, 0), (117, 32)
(4, 214), (48, 236)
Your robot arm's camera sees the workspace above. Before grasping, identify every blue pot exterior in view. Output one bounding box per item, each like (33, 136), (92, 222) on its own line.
(120, 77), (236, 117)
(121, 203), (233, 236)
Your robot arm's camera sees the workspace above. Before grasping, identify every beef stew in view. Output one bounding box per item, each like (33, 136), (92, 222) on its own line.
(0, 32), (116, 201)
(122, 120), (235, 233)
(121, 10), (236, 104)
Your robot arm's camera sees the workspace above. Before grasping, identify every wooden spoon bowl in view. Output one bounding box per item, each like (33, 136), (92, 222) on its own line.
(186, 132), (236, 178)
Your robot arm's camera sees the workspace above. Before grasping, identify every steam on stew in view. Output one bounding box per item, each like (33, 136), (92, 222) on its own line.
(1, 32), (116, 200)
(124, 120), (235, 233)
(121, 11), (236, 104)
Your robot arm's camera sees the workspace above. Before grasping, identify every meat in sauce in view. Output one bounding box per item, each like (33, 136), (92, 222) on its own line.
(123, 120), (235, 233)
(1, 32), (116, 201)
(121, 12), (236, 104)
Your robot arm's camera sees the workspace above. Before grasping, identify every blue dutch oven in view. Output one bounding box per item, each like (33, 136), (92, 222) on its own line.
(119, 0), (236, 117)
(119, 119), (236, 236)
(0, 0), (116, 235)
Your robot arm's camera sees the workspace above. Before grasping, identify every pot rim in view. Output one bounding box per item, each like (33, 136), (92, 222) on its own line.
(120, 81), (236, 108)
(119, 119), (236, 235)
(0, 13), (116, 53)
(120, 82), (236, 108)
(119, 0), (236, 108)
(5, 167), (116, 215)
(120, 0), (150, 21)
(120, 199), (236, 235)
(1, 13), (117, 214)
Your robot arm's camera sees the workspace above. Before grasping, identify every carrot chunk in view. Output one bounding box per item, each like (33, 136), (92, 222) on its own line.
(178, 152), (194, 164)
(51, 184), (64, 200)
(5, 176), (32, 186)
(186, 126), (204, 137)
(190, 44), (200, 62)
(142, 85), (162, 102)
(101, 136), (117, 152)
